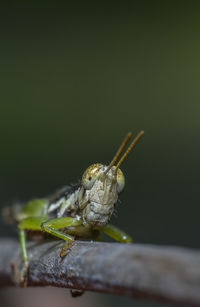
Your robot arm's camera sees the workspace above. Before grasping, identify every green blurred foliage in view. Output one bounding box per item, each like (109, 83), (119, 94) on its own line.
(0, 2), (200, 306)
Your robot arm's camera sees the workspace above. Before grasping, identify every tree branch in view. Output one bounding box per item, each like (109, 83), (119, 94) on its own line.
(0, 238), (200, 306)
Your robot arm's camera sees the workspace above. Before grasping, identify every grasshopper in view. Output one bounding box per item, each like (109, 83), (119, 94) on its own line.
(6, 131), (144, 285)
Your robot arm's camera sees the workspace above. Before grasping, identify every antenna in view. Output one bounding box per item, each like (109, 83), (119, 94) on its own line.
(104, 132), (132, 174)
(115, 131), (144, 171)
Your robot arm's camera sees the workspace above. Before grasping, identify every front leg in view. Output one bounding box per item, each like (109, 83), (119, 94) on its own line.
(101, 224), (133, 243)
(41, 217), (83, 257)
(41, 216), (83, 241)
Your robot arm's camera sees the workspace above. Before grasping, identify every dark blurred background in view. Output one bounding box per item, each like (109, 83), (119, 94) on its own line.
(0, 2), (200, 306)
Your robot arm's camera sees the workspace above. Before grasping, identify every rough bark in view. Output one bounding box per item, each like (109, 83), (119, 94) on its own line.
(0, 238), (200, 306)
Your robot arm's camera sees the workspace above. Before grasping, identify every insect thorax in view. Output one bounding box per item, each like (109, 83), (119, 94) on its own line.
(47, 175), (119, 228)
(47, 184), (84, 218)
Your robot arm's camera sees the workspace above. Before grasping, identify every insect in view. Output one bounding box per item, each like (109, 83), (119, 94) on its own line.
(6, 131), (144, 283)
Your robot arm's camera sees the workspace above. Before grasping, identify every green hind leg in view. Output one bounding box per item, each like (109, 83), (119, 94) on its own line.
(19, 217), (47, 259)
(18, 216), (47, 285)
(19, 229), (29, 286)
(18, 216), (83, 284)
(19, 229), (28, 262)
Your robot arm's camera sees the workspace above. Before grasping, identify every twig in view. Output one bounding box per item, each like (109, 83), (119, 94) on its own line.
(0, 238), (200, 306)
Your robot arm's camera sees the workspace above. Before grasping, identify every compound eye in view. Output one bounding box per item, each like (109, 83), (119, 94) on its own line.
(116, 168), (125, 193)
(82, 163), (103, 190)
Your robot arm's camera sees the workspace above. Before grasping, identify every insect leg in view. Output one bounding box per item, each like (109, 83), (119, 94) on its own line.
(41, 217), (83, 257)
(19, 229), (28, 262)
(18, 217), (47, 286)
(41, 217), (83, 241)
(18, 216), (47, 260)
(19, 216), (47, 231)
(19, 229), (29, 286)
(101, 224), (133, 243)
